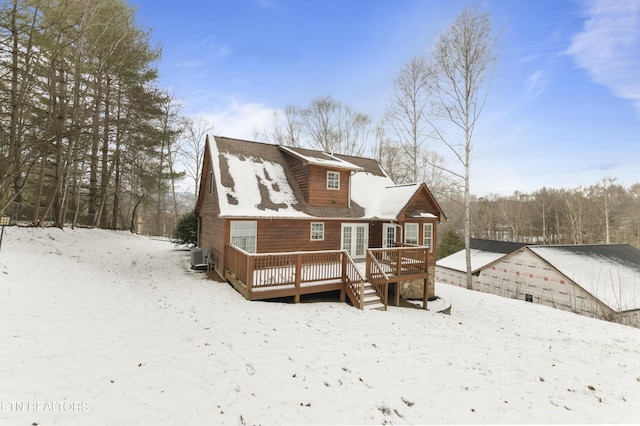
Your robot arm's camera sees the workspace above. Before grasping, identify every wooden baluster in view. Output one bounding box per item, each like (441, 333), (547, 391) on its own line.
(295, 253), (301, 303)
(247, 254), (254, 295)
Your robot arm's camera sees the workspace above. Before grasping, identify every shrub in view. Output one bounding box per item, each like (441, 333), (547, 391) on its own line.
(172, 211), (198, 246)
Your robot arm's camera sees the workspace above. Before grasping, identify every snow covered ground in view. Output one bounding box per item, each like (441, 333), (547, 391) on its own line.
(1, 227), (639, 425)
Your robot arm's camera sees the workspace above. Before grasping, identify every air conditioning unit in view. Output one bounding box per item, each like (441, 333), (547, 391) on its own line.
(190, 248), (209, 269)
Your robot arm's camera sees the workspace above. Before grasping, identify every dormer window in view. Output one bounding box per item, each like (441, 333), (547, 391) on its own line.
(327, 171), (340, 190)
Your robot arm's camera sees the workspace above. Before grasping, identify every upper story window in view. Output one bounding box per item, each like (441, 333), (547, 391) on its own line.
(405, 223), (418, 245)
(208, 170), (214, 195)
(423, 223), (433, 251)
(327, 171), (340, 190)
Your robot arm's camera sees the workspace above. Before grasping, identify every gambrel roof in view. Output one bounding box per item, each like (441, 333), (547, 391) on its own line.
(202, 136), (444, 221)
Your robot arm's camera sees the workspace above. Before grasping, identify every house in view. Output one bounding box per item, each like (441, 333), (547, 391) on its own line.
(195, 136), (445, 310)
(437, 240), (640, 328)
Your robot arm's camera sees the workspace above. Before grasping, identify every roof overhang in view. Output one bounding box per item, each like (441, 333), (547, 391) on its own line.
(279, 145), (363, 171)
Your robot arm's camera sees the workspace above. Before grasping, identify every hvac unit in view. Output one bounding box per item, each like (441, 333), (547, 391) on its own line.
(190, 247), (208, 269)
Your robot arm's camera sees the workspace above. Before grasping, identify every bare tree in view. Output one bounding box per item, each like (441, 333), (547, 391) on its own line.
(373, 123), (409, 183)
(428, 7), (497, 289)
(385, 56), (432, 183)
(269, 105), (302, 147)
(299, 95), (371, 156)
(180, 116), (214, 204)
(589, 177), (624, 244)
(562, 187), (588, 244)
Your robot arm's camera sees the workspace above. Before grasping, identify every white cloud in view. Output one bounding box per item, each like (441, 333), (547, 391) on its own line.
(526, 69), (547, 98)
(567, 0), (640, 117)
(194, 99), (280, 141)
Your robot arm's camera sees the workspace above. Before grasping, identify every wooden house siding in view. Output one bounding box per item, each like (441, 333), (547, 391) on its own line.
(307, 166), (350, 207)
(202, 216), (224, 276)
(195, 149), (226, 276)
(400, 188), (440, 221)
(284, 155), (310, 202)
(250, 218), (344, 254)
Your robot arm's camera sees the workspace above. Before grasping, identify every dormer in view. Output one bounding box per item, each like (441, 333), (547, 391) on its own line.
(279, 146), (363, 208)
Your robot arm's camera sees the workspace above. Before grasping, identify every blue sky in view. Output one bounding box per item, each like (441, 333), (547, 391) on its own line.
(131, 0), (640, 197)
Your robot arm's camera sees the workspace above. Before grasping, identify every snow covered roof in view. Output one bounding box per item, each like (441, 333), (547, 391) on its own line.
(529, 245), (640, 312)
(436, 239), (526, 274)
(438, 239), (640, 312)
(279, 146), (363, 171)
(436, 249), (508, 274)
(350, 179), (419, 219)
(211, 136), (308, 218)
(207, 136), (442, 220)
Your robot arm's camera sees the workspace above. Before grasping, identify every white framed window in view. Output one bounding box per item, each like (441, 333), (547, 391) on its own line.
(327, 171), (340, 190)
(230, 221), (257, 253)
(310, 222), (324, 241)
(404, 223), (418, 245)
(423, 223), (433, 251)
(208, 170), (214, 195)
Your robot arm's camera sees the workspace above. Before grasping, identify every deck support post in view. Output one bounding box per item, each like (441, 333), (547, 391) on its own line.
(423, 278), (428, 310)
(294, 254), (302, 303)
(395, 282), (400, 306)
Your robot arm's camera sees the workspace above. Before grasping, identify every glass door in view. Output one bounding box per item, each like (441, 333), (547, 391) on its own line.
(341, 223), (368, 259)
(382, 224), (397, 248)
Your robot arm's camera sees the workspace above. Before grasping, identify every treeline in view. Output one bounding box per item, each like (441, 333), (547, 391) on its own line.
(0, 0), (190, 234)
(440, 178), (640, 249)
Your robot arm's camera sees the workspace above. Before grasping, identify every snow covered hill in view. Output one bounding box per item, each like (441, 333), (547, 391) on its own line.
(1, 227), (639, 425)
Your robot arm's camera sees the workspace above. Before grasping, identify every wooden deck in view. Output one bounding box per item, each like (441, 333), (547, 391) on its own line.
(224, 244), (430, 310)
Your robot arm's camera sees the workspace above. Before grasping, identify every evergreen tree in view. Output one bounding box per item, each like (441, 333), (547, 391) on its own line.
(172, 211), (197, 246)
(438, 229), (464, 260)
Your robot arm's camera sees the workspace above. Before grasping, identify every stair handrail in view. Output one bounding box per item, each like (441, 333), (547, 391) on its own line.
(366, 250), (389, 282)
(366, 250), (389, 309)
(341, 250), (366, 309)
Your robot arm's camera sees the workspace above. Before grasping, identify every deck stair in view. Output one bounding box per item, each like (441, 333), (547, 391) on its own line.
(362, 283), (386, 311)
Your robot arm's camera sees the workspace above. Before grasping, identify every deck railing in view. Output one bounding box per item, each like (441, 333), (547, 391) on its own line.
(225, 244), (427, 310)
(225, 244), (361, 293)
(366, 250), (389, 307)
(342, 252), (367, 309)
(367, 246), (428, 277)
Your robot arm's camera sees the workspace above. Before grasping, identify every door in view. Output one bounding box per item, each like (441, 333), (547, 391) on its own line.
(341, 223), (368, 259)
(382, 224), (397, 248)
